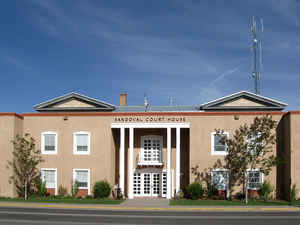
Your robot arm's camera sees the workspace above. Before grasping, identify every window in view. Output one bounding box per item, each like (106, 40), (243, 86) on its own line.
(41, 168), (57, 195)
(247, 170), (263, 190)
(246, 133), (263, 155)
(73, 169), (90, 195)
(73, 131), (91, 155)
(138, 135), (163, 165)
(211, 170), (228, 190)
(41, 132), (58, 154)
(211, 132), (229, 155)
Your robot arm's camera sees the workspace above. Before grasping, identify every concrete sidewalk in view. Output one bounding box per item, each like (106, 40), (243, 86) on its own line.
(0, 200), (300, 212)
(121, 198), (169, 208)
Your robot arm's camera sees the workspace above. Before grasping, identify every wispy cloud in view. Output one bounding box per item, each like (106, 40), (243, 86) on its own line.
(198, 64), (244, 102)
(2, 55), (32, 72)
(269, 0), (300, 27)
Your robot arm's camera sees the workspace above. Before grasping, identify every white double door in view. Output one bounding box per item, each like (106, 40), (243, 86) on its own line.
(133, 170), (168, 197)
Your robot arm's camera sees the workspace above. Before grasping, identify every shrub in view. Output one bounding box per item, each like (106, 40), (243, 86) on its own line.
(58, 185), (68, 197)
(234, 192), (245, 200)
(291, 184), (298, 202)
(207, 184), (218, 199)
(186, 182), (204, 200)
(93, 180), (111, 199)
(260, 181), (273, 201)
(35, 178), (47, 197)
(72, 180), (79, 197)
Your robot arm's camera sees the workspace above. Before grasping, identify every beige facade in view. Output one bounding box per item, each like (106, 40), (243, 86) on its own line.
(0, 91), (298, 199)
(0, 114), (23, 197)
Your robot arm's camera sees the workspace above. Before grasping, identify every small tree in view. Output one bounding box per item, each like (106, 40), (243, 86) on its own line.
(8, 133), (44, 199)
(217, 115), (279, 203)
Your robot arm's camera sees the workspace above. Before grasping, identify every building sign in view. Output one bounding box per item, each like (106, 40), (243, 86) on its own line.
(114, 116), (186, 123)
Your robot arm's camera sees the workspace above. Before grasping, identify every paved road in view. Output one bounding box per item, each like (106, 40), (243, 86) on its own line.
(1, 207), (300, 225)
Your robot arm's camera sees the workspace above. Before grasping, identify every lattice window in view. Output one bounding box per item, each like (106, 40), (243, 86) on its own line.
(141, 136), (162, 163)
(133, 173), (141, 195)
(152, 173), (160, 195)
(162, 172), (167, 197)
(143, 173), (151, 194)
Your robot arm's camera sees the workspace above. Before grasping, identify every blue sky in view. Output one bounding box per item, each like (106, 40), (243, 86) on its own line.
(1, 0), (299, 113)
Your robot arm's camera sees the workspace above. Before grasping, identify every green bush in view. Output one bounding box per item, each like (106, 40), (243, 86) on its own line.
(93, 180), (111, 199)
(186, 182), (204, 200)
(291, 184), (298, 202)
(35, 178), (47, 197)
(72, 180), (79, 197)
(260, 181), (273, 201)
(207, 184), (218, 199)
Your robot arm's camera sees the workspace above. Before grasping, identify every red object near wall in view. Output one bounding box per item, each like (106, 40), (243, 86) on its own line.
(76, 189), (88, 197)
(46, 188), (55, 196)
(248, 189), (260, 199)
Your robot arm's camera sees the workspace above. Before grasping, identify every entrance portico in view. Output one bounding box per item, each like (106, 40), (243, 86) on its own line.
(111, 123), (190, 199)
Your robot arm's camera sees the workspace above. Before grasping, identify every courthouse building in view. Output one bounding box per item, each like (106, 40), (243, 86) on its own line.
(0, 91), (299, 199)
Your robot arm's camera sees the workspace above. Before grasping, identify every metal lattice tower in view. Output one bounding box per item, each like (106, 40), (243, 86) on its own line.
(251, 16), (263, 95)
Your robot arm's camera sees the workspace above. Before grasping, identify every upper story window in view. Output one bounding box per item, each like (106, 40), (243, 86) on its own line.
(73, 131), (91, 155)
(73, 168), (90, 195)
(247, 170), (263, 190)
(138, 135), (163, 165)
(41, 168), (57, 194)
(211, 170), (229, 190)
(41, 131), (58, 155)
(246, 133), (263, 155)
(211, 132), (229, 156)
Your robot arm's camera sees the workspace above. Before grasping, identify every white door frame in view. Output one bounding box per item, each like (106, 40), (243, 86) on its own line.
(133, 168), (173, 198)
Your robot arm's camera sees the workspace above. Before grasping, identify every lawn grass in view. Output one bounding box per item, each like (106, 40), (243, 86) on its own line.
(170, 199), (293, 206)
(0, 197), (124, 205)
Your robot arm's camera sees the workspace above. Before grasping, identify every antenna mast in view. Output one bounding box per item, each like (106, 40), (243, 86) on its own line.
(251, 16), (263, 94)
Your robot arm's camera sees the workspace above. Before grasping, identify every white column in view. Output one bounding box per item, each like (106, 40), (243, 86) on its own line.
(119, 127), (125, 196)
(128, 127), (134, 199)
(176, 127), (181, 194)
(167, 127), (171, 199)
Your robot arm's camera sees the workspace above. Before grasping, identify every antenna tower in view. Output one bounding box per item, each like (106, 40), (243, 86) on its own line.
(251, 16), (263, 94)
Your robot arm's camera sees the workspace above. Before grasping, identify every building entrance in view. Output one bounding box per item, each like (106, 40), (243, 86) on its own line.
(133, 170), (169, 198)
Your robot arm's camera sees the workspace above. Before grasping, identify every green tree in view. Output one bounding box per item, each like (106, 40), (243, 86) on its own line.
(216, 115), (279, 203)
(8, 133), (44, 199)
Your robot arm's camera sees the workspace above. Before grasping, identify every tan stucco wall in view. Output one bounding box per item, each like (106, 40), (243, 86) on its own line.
(0, 115), (23, 197)
(23, 115), (115, 195)
(220, 98), (264, 107)
(189, 114), (283, 195)
(0, 112), (288, 198)
(56, 99), (95, 108)
(289, 113), (300, 198)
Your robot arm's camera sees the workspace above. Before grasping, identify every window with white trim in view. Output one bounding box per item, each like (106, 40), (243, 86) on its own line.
(211, 170), (228, 190)
(73, 131), (90, 155)
(211, 132), (228, 155)
(41, 169), (57, 190)
(247, 170), (263, 190)
(73, 169), (90, 194)
(139, 135), (163, 165)
(41, 132), (58, 154)
(246, 133), (263, 155)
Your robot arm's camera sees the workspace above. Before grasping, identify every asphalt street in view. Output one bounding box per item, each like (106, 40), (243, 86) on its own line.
(0, 207), (300, 225)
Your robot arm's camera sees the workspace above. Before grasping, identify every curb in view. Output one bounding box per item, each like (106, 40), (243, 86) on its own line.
(0, 202), (300, 212)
